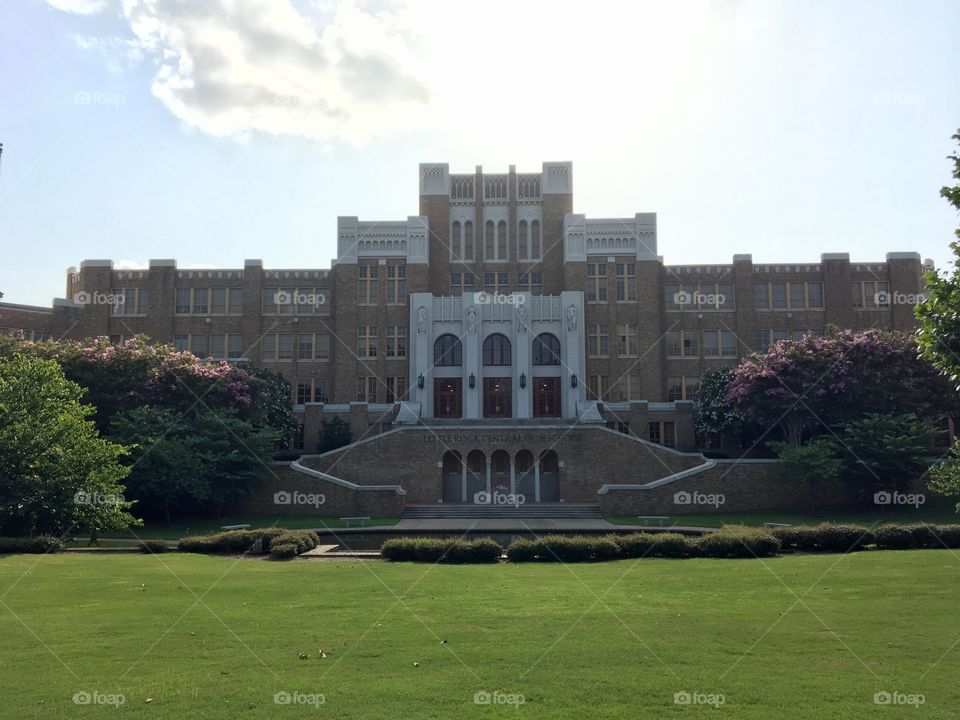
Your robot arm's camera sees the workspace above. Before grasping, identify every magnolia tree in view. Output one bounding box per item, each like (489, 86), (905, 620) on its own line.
(723, 330), (956, 446)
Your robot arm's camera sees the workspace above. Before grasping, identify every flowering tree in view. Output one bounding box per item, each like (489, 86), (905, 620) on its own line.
(724, 330), (956, 446)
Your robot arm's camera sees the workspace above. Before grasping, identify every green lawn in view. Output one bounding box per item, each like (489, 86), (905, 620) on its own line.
(0, 552), (957, 718)
(611, 497), (960, 528)
(82, 515), (398, 543)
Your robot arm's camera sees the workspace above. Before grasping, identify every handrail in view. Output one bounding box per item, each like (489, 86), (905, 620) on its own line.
(290, 459), (406, 495)
(596, 460), (717, 494)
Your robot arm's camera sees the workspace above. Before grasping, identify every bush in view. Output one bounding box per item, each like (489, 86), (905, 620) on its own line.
(609, 533), (655, 559)
(269, 542), (300, 559)
(772, 524), (873, 553)
(902, 524), (940, 549)
(0, 536), (62, 554)
(504, 535), (619, 563)
(138, 539), (171, 554)
(505, 538), (539, 563)
(647, 533), (694, 558)
(178, 527), (293, 555)
(380, 537), (501, 563)
(695, 526), (781, 558)
(933, 524), (960, 548)
(874, 525), (916, 550)
(271, 530), (319, 554)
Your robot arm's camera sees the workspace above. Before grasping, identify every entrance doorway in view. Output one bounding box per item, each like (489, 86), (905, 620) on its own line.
(533, 377), (561, 417)
(441, 451), (462, 502)
(482, 378), (512, 418)
(434, 378), (462, 418)
(539, 450), (560, 502)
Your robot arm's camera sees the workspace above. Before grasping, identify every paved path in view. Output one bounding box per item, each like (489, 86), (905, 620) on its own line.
(392, 518), (616, 531)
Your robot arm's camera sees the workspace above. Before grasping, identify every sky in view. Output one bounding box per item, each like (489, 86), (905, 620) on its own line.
(1, 0), (958, 307)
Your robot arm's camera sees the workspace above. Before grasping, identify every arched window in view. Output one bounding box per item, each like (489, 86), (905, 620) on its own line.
(485, 220), (495, 259)
(434, 334), (463, 366)
(464, 221), (474, 260)
(451, 221), (462, 260)
(483, 333), (511, 366)
(497, 220), (507, 260)
(532, 333), (561, 366)
(531, 220), (541, 259)
(518, 220), (529, 261)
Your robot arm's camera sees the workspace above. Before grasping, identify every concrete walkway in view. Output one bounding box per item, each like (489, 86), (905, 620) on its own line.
(392, 517), (616, 531)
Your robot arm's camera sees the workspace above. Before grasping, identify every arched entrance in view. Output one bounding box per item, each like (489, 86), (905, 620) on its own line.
(490, 449), (510, 495)
(515, 450), (535, 501)
(441, 451), (462, 503)
(466, 450), (486, 500)
(539, 450), (560, 502)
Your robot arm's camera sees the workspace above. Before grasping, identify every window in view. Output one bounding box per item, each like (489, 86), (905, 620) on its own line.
(229, 288), (244, 313)
(451, 221), (462, 260)
(262, 288), (277, 314)
(357, 377), (377, 403)
(434, 334), (462, 366)
(358, 265), (378, 304)
(518, 220), (529, 261)
(483, 333), (512, 366)
(665, 330), (698, 358)
(517, 271), (542, 295)
(648, 421), (676, 447)
(588, 374), (609, 400)
(175, 288), (191, 314)
(296, 380), (313, 404)
(667, 376), (699, 401)
(754, 281), (824, 309)
(227, 334), (243, 359)
(174, 334), (188, 352)
(298, 334), (314, 360)
(358, 326), (378, 358)
(482, 377), (511, 418)
(292, 424), (305, 450)
(532, 333), (561, 366)
(190, 334), (208, 357)
(616, 324), (638, 356)
(464, 221), (474, 260)
(587, 263), (607, 302)
(386, 326), (407, 358)
(386, 377), (408, 403)
(485, 220), (495, 259)
(852, 281), (890, 308)
(483, 272), (509, 294)
(211, 287), (226, 314)
(664, 282), (733, 310)
(192, 288), (209, 314)
(386, 265), (406, 304)
(588, 324), (609, 357)
(530, 220), (541, 259)
(278, 334), (294, 360)
(261, 334), (293, 360)
(435, 378), (462, 418)
(703, 330), (737, 358)
(616, 263), (636, 302)
(210, 334), (225, 358)
(754, 329), (789, 351)
(315, 378), (328, 402)
(497, 220), (507, 260)
(110, 287), (149, 315)
(315, 334), (330, 360)
(615, 374), (641, 401)
(450, 272), (476, 296)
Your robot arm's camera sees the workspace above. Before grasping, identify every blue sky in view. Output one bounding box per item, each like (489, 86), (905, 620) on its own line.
(1, 0), (958, 307)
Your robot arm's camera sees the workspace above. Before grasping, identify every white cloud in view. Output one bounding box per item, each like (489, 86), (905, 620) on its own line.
(114, 259), (149, 269)
(47, 0), (109, 14)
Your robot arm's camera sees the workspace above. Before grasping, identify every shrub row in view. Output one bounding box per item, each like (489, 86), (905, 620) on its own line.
(177, 528), (317, 557)
(772, 523), (960, 553)
(138, 539), (172, 554)
(0, 536), (63, 554)
(380, 537), (502, 563)
(269, 530), (321, 560)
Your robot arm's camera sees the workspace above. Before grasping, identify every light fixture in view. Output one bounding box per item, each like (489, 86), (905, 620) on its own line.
(417, 373), (424, 389)
(468, 373), (475, 389)
(519, 373), (526, 389)
(571, 374), (578, 388)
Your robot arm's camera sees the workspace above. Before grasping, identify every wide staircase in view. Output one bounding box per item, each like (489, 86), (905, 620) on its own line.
(402, 503), (603, 520)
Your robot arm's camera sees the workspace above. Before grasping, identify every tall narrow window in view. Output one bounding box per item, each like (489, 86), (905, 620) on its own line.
(530, 220), (541, 259)
(451, 221), (462, 260)
(518, 220), (529, 260)
(485, 220), (495, 259)
(464, 221), (474, 260)
(497, 220), (507, 259)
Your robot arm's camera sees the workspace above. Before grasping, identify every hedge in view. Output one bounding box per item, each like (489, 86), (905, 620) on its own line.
(0, 536), (63, 554)
(269, 531), (320, 559)
(380, 537), (502, 563)
(179, 528), (298, 556)
(772, 524), (874, 553)
(138, 539), (171, 554)
(695, 526), (780, 558)
(502, 535), (619, 563)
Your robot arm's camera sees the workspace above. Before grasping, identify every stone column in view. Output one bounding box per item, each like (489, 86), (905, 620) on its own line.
(534, 460), (541, 503)
(461, 462), (467, 503)
(509, 458), (516, 496)
(485, 457), (492, 494)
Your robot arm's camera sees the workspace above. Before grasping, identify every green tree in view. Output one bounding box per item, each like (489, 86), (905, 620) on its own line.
(317, 416), (352, 454)
(836, 413), (934, 498)
(111, 406), (280, 523)
(238, 363), (298, 440)
(768, 439), (842, 516)
(0, 354), (136, 537)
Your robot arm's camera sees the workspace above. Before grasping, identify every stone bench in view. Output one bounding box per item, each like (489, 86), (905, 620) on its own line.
(341, 516), (371, 528)
(221, 524), (251, 531)
(636, 516), (670, 527)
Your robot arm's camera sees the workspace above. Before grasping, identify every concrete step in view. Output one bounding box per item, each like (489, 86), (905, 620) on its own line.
(402, 503), (602, 519)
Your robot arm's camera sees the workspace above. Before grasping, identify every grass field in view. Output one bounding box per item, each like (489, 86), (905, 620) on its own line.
(0, 551), (958, 718)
